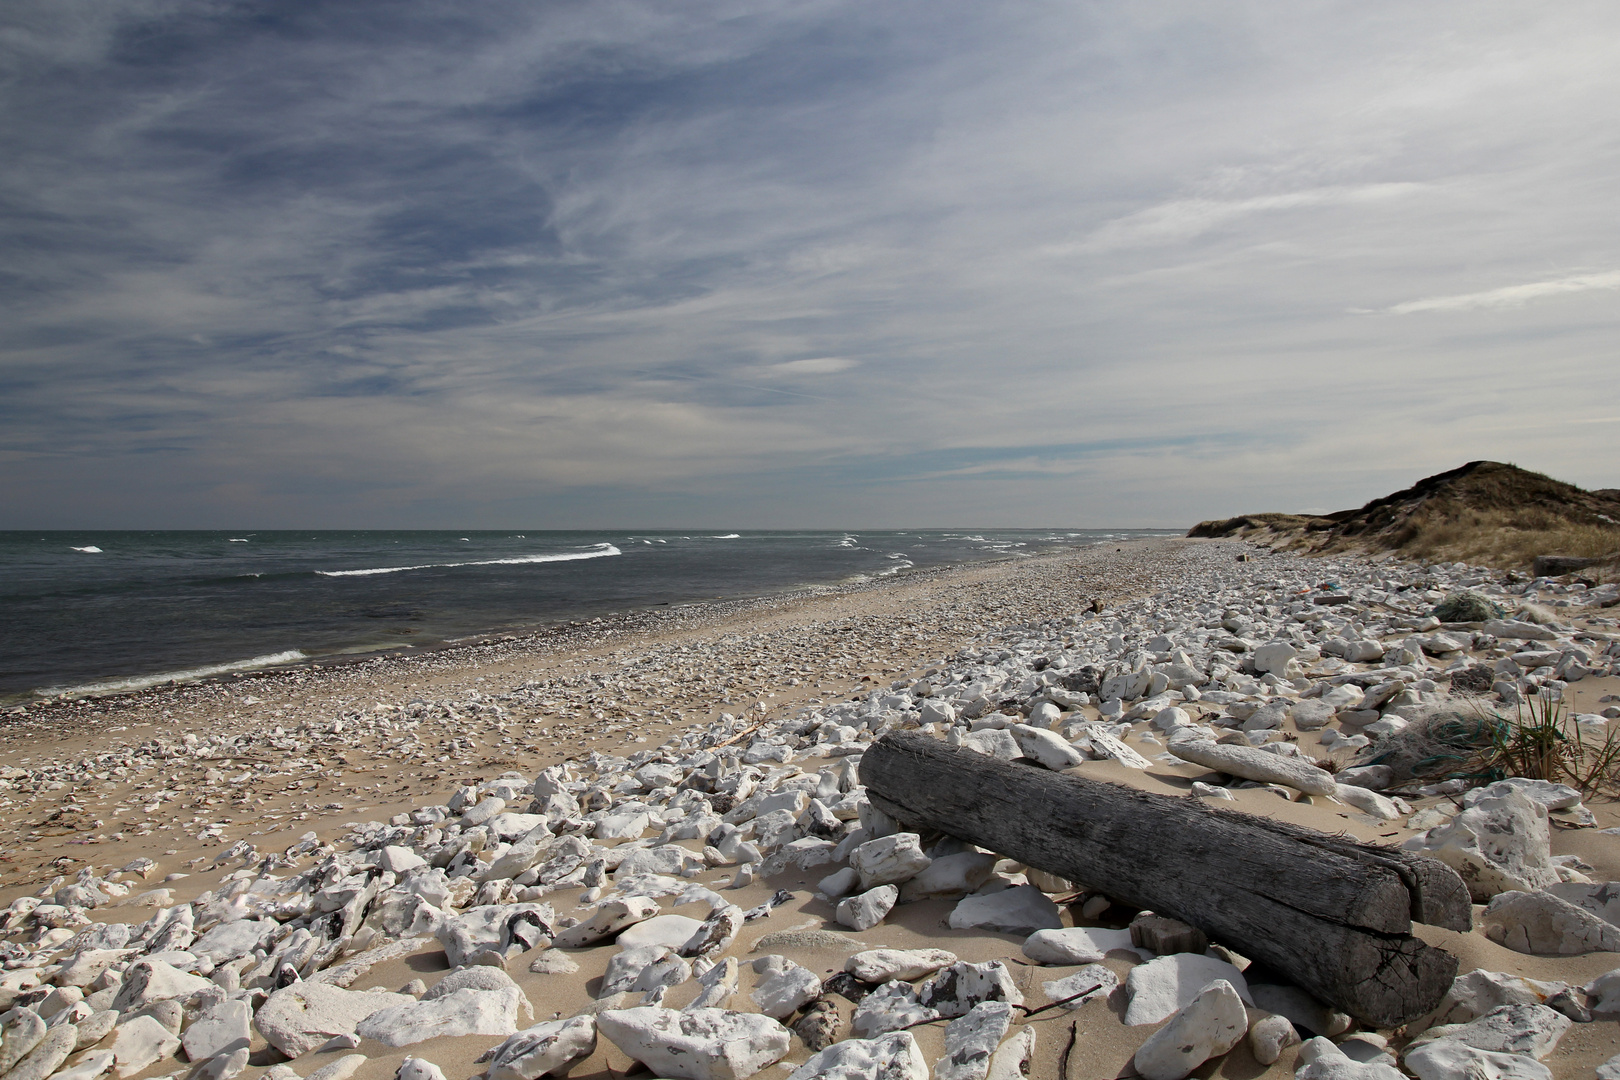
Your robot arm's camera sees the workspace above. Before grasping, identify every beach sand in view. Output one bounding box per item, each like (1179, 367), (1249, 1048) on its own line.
(2, 538), (1616, 1080)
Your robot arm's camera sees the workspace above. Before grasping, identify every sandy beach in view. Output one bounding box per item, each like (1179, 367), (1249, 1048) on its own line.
(1, 538), (1617, 1080)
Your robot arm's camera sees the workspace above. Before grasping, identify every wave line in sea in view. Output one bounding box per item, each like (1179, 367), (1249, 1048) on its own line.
(38, 649), (308, 699)
(314, 543), (622, 578)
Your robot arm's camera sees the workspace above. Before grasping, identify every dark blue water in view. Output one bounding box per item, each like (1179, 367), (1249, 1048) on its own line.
(0, 529), (1174, 702)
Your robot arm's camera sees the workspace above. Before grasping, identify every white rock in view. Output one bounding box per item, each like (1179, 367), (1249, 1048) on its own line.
(1040, 964), (1117, 1009)
(1334, 784), (1401, 820)
(936, 1000), (1014, 1080)
(918, 960), (1023, 1018)
(817, 866), (860, 900)
(485, 1016), (598, 1080)
(1483, 620), (1556, 641)
(1008, 724), (1085, 769)
(52, 1049), (115, 1080)
(395, 1058), (448, 1080)
(1434, 970), (1569, 1025)
(836, 885), (898, 931)
(1133, 979), (1248, 1080)
(462, 796), (507, 825)
(1405, 791), (1557, 902)
(8, 1025), (77, 1080)
(553, 896), (661, 948)
(1403, 1039), (1552, 1080)
(0, 1008), (47, 1074)
(1170, 740), (1335, 795)
(595, 1006), (790, 1080)
(191, 919), (276, 963)
(850, 981), (940, 1038)
(1483, 889), (1620, 954)
(1124, 953), (1252, 1025)
(1406, 1003), (1570, 1060)
(1250, 1013), (1302, 1065)
(304, 1054), (366, 1080)
(182, 998), (252, 1062)
(436, 904), (554, 967)
(601, 946), (681, 998)
(109, 960), (212, 1013)
(850, 833), (932, 891)
(787, 1030), (928, 1080)
(845, 948), (958, 984)
(254, 983), (413, 1058)
(617, 914), (706, 951)
(986, 1026), (1036, 1080)
(1249, 984), (1351, 1038)
(355, 986), (522, 1047)
(1022, 926), (1142, 965)
(685, 957), (739, 1011)
(748, 958), (822, 1021)
(947, 885), (1061, 936)
(900, 852), (999, 902)
(1599, 1053), (1620, 1080)
(378, 846), (428, 874)
(1295, 1037), (1405, 1080)
(960, 728), (1022, 760)
(1462, 779), (1584, 812)
(111, 1014), (181, 1078)
(1084, 731), (1154, 769)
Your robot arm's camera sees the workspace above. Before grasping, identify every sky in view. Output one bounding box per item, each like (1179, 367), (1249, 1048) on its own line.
(3, 1), (1618, 530)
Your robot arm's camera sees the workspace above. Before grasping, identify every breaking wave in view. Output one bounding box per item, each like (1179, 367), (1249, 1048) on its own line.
(40, 649), (307, 699)
(316, 544), (621, 578)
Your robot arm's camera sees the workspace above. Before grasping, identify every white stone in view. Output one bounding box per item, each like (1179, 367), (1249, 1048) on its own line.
(1483, 890), (1620, 954)
(595, 1006), (791, 1080)
(1249, 984), (1351, 1038)
(0, 1008), (47, 1075)
(1295, 1037), (1405, 1080)
(1403, 1040), (1552, 1080)
(1483, 620), (1557, 641)
(52, 1049), (115, 1080)
(960, 729), (1022, 760)
(817, 866), (860, 900)
(748, 958), (822, 1021)
(850, 833), (932, 891)
(1434, 970), (1569, 1025)
(1124, 953), (1252, 1025)
(1170, 740), (1335, 795)
(182, 998), (251, 1062)
(254, 983), (413, 1058)
(1250, 1013), (1301, 1065)
(900, 852), (999, 902)
(436, 904), (554, 967)
(685, 957), (739, 1011)
(601, 946), (680, 998)
(111, 1014), (181, 1078)
(617, 914), (706, 951)
(845, 948), (958, 984)
(1462, 779), (1583, 812)
(1084, 731), (1154, 769)
(787, 1030), (928, 1080)
(850, 981), (940, 1038)
(1254, 642), (1298, 676)
(947, 885), (1062, 936)
(395, 1058), (448, 1080)
(918, 960), (1023, 1018)
(1008, 724), (1085, 769)
(356, 986), (522, 1047)
(1022, 926), (1142, 965)
(8, 1025), (77, 1080)
(462, 796), (507, 825)
(378, 845), (428, 874)
(109, 960), (213, 1013)
(1132, 979), (1248, 1080)
(485, 1016), (598, 1080)
(553, 896), (661, 948)
(190, 919), (276, 963)
(836, 885), (897, 931)
(986, 1027), (1036, 1080)
(1405, 791), (1557, 902)
(304, 1054), (366, 1080)
(1040, 964), (1117, 1009)
(937, 1000), (1014, 1080)
(1599, 1053), (1620, 1080)
(1334, 784), (1401, 820)
(1406, 1003), (1570, 1060)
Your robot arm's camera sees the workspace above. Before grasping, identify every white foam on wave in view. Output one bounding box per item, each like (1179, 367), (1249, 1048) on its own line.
(711, 534), (741, 539)
(316, 543), (621, 577)
(70, 545), (103, 553)
(40, 649), (307, 699)
(228, 538), (249, 542)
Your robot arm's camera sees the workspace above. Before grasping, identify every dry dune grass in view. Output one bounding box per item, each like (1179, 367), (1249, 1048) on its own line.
(1190, 461), (1620, 574)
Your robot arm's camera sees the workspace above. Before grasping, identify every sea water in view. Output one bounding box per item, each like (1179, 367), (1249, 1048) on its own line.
(0, 529), (1174, 702)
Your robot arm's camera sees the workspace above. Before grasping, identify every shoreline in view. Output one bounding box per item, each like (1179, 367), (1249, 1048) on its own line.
(5, 532), (1176, 710)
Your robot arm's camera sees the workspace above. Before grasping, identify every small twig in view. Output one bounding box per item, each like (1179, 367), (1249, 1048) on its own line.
(1014, 981), (1104, 1018)
(1059, 1020), (1080, 1080)
(711, 719), (769, 749)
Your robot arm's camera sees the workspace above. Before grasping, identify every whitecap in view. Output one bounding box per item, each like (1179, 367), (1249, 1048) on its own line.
(227, 538), (249, 542)
(70, 545), (103, 553)
(40, 650), (307, 699)
(316, 543), (621, 577)
(710, 534), (741, 539)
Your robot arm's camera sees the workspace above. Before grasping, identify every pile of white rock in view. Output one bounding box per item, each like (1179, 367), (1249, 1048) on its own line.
(0, 544), (1617, 1080)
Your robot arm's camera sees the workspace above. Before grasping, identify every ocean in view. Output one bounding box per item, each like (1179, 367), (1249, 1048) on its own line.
(0, 529), (1175, 703)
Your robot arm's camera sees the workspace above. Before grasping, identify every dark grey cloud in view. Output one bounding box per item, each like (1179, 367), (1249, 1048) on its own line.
(3, 1), (1619, 528)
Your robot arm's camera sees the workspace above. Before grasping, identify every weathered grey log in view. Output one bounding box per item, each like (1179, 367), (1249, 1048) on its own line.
(859, 731), (1469, 1027)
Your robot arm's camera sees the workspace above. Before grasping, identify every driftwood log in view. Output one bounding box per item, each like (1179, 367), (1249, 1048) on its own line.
(859, 731), (1470, 1027)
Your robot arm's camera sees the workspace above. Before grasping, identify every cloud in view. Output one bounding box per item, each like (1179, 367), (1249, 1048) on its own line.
(2, 1), (1620, 527)
(1374, 271), (1620, 315)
